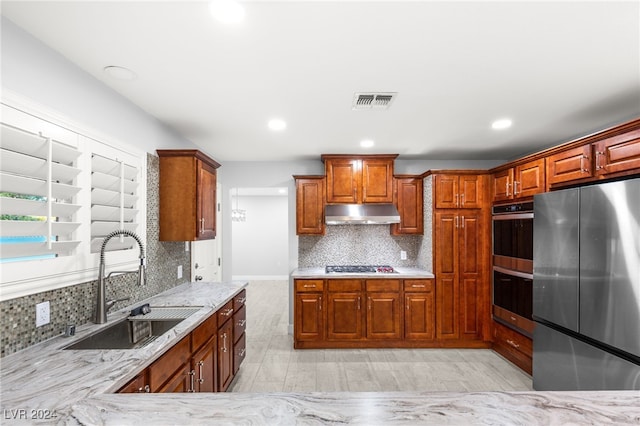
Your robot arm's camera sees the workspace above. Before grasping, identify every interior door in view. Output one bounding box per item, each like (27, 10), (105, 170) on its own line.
(192, 239), (218, 282)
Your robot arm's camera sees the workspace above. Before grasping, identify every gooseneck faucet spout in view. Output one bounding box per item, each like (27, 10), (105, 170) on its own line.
(94, 230), (146, 324)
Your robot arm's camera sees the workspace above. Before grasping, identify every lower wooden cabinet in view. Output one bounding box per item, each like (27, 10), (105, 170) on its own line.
(116, 290), (247, 394)
(492, 320), (532, 375)
(293, 278), (478, 349)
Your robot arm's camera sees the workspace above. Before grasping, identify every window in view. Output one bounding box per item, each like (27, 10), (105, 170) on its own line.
(0, 102), (146, 301)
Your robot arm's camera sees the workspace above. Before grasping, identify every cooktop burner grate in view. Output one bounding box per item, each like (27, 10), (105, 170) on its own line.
(325, 265), (395, 273)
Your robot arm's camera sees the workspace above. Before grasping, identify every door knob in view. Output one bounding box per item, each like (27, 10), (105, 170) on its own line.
(195, 275), (203, 281)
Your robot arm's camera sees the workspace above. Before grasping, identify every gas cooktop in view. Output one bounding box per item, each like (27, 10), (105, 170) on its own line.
(325, 265), (396, 274)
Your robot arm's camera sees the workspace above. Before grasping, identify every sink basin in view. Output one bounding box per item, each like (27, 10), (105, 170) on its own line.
(63, 306), (202, 350)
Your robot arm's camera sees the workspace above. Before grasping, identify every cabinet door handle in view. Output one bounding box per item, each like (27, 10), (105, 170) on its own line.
(460, 193), (464, 206)
(238, 319), (246, 327)
(506, 339), (520, 349)
(505, 180), (511, 197)
(406, 297), (410, 310)
(461, 216), (465, 228)
(595, 151), (605, 170)
(222, 332), (228, 353)
(357, 297), (361, 310)
(368, 296), (371, 310)
(581, 154), (589, 173)
(513, 180), (519, 195)
(454, 193), (458, 207)
(198, 360), (205, 384)
(239, 348), (246, 357)
(319, 295), (322, 311)
(138, 384), (150, 393)
(188, 370), (196, 392)
(455, 216), (459, 228)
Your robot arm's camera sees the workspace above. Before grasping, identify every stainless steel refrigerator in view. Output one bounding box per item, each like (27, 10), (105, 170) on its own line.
(533, 178), (640, 390)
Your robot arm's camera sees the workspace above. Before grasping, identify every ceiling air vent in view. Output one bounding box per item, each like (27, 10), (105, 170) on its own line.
(352, 92), (397, 110)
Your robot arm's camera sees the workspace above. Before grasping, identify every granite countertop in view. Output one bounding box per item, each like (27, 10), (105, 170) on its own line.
(291, 266), (434, 279)
(2, 279), (639, 425)
(0, 281), (248, 421)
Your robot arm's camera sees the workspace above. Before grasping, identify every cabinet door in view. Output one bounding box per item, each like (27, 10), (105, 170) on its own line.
(405, 292), (435, 340)
(362, 158), (393, 203)
(434, 174), (458, 209)
(459, 175), (483, 208)
(434, 212), (459, 339)
(391, 177), (423, 235)
(295, 293), (324, 342)
(197, 160), (217, 239)
(218, 319), (234, 391)
(295, 177), (325, 235)
(492, 169), (513, 202)
(459, 213), (482, 338)
(366, 292), (401, 339)
(192, 339), (216, 392)
(117, 372), (149, 393)
(514, 159), (545, 198)
(148, 336), (191, 392)
(327, 292), (363, 340)
(594, 129), (640, 176)
(546, 144), (592, 186)
(326, 158), (360, 204)
(157, 364), (192, 393)
(233, 332), (246, 375)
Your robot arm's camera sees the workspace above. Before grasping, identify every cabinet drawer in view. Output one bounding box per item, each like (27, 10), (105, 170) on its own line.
(233, 332), (246, 375)
(295, 280), (324, 292)
(233, 304), (246, 342)
(403, 279), (434, 292)
(217, 300), (234, 324)
(365, 279), (400, 292)
(148, 335), (191, 392)
(234, 289), (247, 309)
(327, 279), (362, 292)
(191, 312), (217, 352)
(493, 321), (532, 357)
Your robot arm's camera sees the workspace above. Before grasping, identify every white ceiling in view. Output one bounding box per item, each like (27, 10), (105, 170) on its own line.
(2, 1), (639, 162)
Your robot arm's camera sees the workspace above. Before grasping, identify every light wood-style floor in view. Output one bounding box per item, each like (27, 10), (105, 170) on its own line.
(228, 280), (533, 393)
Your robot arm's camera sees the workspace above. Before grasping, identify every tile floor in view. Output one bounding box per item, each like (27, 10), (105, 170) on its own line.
(228, 280), (533, 393)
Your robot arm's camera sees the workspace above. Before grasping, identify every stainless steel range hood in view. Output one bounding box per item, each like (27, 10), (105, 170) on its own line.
(325, 204), (401, 225)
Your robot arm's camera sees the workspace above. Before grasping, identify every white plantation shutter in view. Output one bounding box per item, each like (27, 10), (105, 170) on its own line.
(90, 153), (140, 253)
(0, 123), (82, 261)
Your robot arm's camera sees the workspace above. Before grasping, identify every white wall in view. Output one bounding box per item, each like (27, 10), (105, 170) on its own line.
(231, 194), (289, 279)
(1, 17), (196, 154)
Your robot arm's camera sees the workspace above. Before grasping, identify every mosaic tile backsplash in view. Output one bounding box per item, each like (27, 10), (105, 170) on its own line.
(0, 154), (190, 357)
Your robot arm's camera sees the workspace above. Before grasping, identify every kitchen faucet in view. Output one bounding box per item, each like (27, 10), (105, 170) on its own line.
(94, 229), (146, 324)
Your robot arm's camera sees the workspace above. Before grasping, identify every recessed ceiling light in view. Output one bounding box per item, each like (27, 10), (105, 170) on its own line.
(209, 0), (245, 24)
(360, 139), (375, 148)
(103, 66), (137, 81)
(268, 119), (287, 131)
(492, 118), (513, 130)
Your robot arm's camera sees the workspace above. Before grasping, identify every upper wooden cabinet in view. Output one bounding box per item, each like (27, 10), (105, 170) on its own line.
(391, 176), (423, 235)
(157, 150), (221, 241)
(294, 175), (325, 235)
(546, 144), (592, 186)
(593, 128), (640, 177)
(434, 174), (484, 209)
(492, 159), (545, 202)
(322, 154), (397, 204)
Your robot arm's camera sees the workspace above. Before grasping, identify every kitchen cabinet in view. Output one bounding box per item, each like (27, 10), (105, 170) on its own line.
(157, 149), (221, 241)
(117, 372), (149, 393)
(322, 154), (397, 204)
(365, 280), (402, 340)
(217, 299), (234, 392)
(492, 320), (532, 375)
(434, 174), (484, 209)
(404, 280), (435, 340)
(294, 280), (324, 345)
(233, 290), (247, 375)
(327, 279), (364, 341)
(391, 176), (423, 235)
(434, 211), (487, 342)
(147, 335), (192, 392)
(293, 175), (325, 235)
(492, 159), (545, 202)
(190, 312), (218, 392)
(546, 144), (593, 186)
(592, 128), (640, 177)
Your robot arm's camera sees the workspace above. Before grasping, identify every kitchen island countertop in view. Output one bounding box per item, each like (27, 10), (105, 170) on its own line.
(291, 266), (434, 279)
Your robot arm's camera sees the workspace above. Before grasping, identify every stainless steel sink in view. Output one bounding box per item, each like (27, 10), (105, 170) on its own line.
(63, 306), (202, 350)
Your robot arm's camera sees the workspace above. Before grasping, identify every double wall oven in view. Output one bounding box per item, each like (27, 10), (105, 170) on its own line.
(492, 202), (534, 336)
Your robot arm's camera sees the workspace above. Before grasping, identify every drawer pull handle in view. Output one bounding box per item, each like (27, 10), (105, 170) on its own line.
(238, 319), (246, 327)
(303, 284), (316, 288)
(510, 316), (517, 322)
(411, 284), (425, 288)
(506, 339), (520, 349)
(221, 308), (233, 316)
(237, 297), (247, 304)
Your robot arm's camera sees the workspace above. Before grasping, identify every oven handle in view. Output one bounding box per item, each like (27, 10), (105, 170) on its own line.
(492, 212), (533, 221)
(493, 265), (533, 280)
